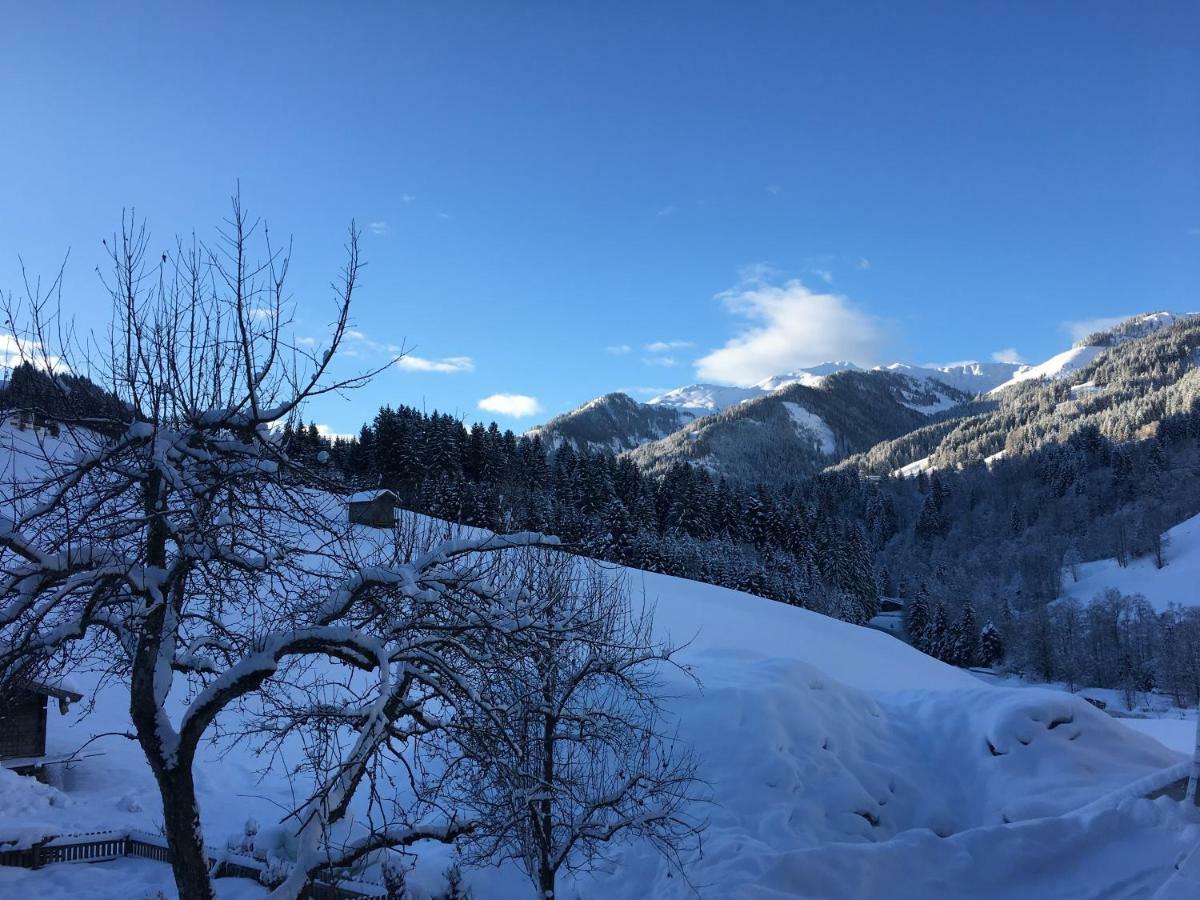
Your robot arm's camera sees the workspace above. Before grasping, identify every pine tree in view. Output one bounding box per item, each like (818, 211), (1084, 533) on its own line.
(949, 601), (979, 667)
(923, 603), (950, 661)
(904, 584), (931, 650)
(439, 863), (471, 900)
(382, 856), (409, 900)
(980, 621), (1004, 667)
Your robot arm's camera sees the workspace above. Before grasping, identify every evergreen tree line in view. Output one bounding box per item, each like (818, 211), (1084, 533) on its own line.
(292, 404), (882, 625)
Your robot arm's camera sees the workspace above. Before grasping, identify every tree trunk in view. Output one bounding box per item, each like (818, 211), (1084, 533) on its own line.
(129, 473), (215, 900)
(157, 765), (215, 900)
(538, 709), (556, 899)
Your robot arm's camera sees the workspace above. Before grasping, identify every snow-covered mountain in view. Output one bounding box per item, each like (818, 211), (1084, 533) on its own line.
(842, 312), (1200, 477)
(627, 369), (972, 482)
(988, 312), (1198, 394)
(536, 360), (1012, 455)
(644, 383), (765, 417)
(526, 391), (690, 454)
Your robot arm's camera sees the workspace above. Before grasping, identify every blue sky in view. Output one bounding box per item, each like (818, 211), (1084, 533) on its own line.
(1, 2), (1197, 434)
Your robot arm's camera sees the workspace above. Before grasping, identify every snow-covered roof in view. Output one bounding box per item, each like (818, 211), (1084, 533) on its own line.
(346, 489), (397, 504)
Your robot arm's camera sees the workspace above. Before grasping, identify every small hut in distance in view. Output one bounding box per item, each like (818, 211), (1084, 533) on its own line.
(347, 489), (398, 528)
(0, 679), (84, 772)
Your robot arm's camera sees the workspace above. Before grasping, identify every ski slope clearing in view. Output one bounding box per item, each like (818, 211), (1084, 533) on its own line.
(989, 345), (1105, 394)
(1064, 511), (1200, 612)
(0, 426), (1195, 899)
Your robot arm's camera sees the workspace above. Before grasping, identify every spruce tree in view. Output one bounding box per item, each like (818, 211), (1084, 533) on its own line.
(904, 585), (931, 650)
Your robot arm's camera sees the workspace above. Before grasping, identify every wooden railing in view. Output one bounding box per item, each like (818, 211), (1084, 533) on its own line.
(0, 828), (387, 899)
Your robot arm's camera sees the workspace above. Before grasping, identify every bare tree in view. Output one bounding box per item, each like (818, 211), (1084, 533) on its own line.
(0, 196), (554, 900)
(454, 550), (705, 899)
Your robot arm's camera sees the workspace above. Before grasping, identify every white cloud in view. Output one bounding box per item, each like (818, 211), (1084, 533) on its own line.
(368, 221), (390, 236)
(643, 340), (692, 353)
(437, 212), (452, 221)
(395, 354), (475, 374)
(478, 393), (542, 418)
(313, 423), (357, 442)
(695, 268), (888, 386)
(657, 205), (676, 217)
(606, 344), (633, 355)
(811, 268), (834, 285)
(250, 306), (277, 321)
(641, 355), (679, 367)
(991, 347), (1024, 364)
(1061, 315), (1130, 343)
(0, 333), (65, 373)
(856, 257), (871, 270)
(401, 193), (416, 203)
(765, 184), (782, 196)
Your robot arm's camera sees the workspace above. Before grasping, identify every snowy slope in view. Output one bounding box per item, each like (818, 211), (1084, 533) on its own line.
(881, 361), (1023, 395)
(988, 312), (1200, 395)
(6, 558), (1192, 899)
(0, 425), (1195, 899)
(1063, 511), (1200, 612)
(646, 383), (764, 416)
(782, 402), (837, 455)
(988, 345), (1106, 394)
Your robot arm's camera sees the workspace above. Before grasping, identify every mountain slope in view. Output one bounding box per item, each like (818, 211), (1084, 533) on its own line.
(626, 370), (970, 482)
(533, 359), (1021, 460)
(526, 392), (690, 453)
(838, 312), (1200, 476)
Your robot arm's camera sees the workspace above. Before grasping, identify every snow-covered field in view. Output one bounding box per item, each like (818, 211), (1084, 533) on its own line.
(1063, 511), (1200, 612)
(2, 426), (1199, 899)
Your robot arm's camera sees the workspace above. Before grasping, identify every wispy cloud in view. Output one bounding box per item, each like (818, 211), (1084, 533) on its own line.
(395, 354), (475, 374)
(401, 193), (416, 203)
(657, 205), (676, 218)
(1060, 315), (1130, 343)
(641, 355), (679, 367)
(478, 393), (542, 418)
(811, 268), (834, 285)
(342, 329), (473, 373)
(695, 266), (888, 386)
(991, 347), (1024, 364)
(643, 340), (693, 353)
(765, 184), (782, 196)
(856, 257), (871, 270)
(606, 344), (633, 355)
(368, 221), (390, 236)
(437, 212), (452, 221)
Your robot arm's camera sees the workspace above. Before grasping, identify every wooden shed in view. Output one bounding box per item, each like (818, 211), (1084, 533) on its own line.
(0, 680), (83, 766)
(347, 489), (398, 528)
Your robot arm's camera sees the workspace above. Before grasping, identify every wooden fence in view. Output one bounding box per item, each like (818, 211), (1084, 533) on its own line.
(0, 829), (388, 899)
